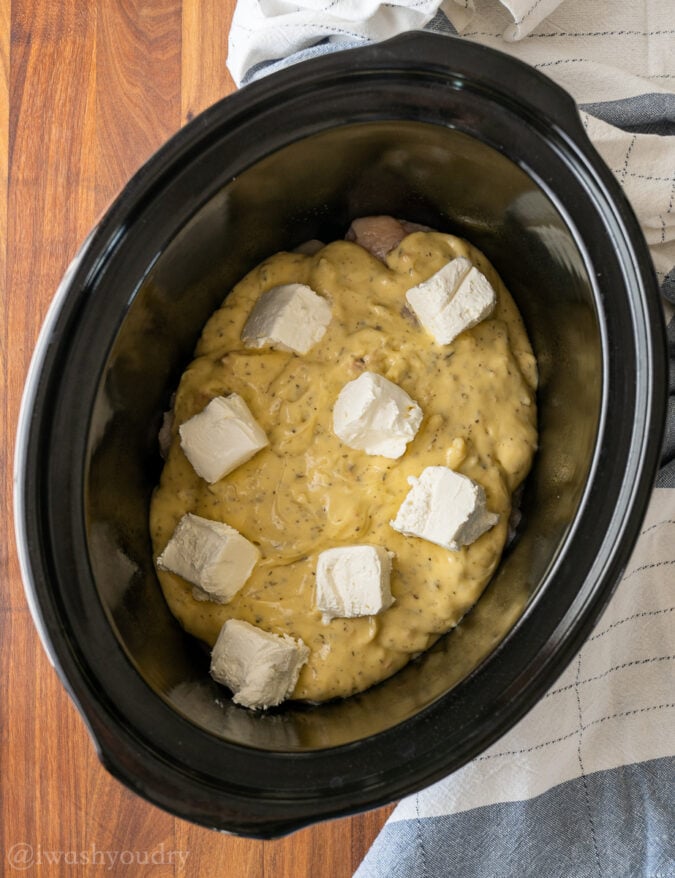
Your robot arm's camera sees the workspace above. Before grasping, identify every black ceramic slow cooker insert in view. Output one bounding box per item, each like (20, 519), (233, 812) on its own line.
(15, 33), (667, 837)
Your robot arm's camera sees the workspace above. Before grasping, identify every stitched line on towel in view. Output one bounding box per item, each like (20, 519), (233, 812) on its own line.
(611, 172), (675, 184)
(620, 558), (675, 583)
(415, 793), (429, 877)
(589, 606), (675, 642)
(665, 177), (675, 244)
(461, 29), (675, 38)
(477, 703), (675, 761)
(640, 520), (675, 537)
(533, 58), (674, 81)
(534, 57), (587, 69)
(385, 0), (435, 8)
(620, 135), (637, 185)
(512, 0), (547, 27)
(642, 519), (675, 536)
(575, 654), (602, 877)
(544, 655), (675, 699)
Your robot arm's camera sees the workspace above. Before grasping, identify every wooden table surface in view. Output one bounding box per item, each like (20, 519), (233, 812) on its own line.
(0, 2), (394, 874)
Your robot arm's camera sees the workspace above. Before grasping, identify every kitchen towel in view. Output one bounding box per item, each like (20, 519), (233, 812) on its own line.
(228, 3), (675, 876)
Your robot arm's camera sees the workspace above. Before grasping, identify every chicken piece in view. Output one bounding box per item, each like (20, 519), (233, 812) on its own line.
(345, 216), (434, 262)
(345, 216), (408, 262)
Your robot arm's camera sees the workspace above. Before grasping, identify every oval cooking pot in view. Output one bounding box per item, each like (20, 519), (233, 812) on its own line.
(14, 32), (667, 837)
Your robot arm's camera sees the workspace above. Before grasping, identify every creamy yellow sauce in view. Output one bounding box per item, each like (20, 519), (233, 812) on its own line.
(150, 232), (538, 702)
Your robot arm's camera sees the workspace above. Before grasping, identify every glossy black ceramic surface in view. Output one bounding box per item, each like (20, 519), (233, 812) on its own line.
(15, 33), (666, 836)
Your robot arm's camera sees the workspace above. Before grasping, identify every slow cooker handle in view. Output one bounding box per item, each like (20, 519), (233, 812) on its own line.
(372, 31), (587, 141)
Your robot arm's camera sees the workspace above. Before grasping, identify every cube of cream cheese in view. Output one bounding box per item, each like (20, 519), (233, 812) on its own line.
(157, 513), (259, 603)
(179, 393), (268, 484)
(405, 257), (496, 345)
(390, 466), (498, 550)
(210, 619), (310, 710)
(333, 371), (423, 458)
(241, 283), (332, 355)
(316, 545), (394, 622)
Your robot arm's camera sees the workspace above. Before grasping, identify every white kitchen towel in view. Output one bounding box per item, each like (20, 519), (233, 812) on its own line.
(228, 0), (440, 85)
(227, 3), (675, 875)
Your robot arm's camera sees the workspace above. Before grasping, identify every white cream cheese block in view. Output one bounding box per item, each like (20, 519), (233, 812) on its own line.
(405, 257), (496, 345)
(210, 619), (310, 710)
(316, 545), (394, 622)
(157, 513), (260, 603)
(332, 371), (423, 458)
(179, 393), (268, 484)
(241, 282), (332, 354)
(390, 466), (499, 550)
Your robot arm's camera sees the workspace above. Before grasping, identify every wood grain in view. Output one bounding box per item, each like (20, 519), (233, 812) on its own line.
(6, 0), (98, 610)
(181, 0), (235, 124)
(265, 818), (352, 878)
(1, 2), (395, 876)
(3, 2), (99, 874)
(96, 0), (182, 210)
(0, 0), (10, 613)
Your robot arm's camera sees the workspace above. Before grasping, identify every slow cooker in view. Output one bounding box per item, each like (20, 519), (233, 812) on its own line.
(14, 32), (667, 836)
